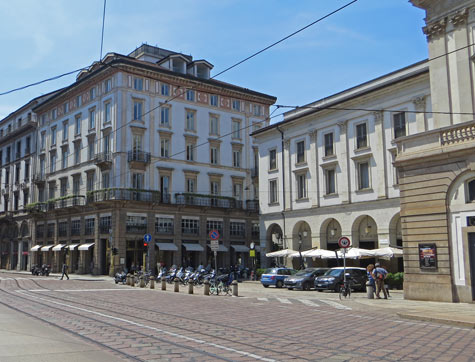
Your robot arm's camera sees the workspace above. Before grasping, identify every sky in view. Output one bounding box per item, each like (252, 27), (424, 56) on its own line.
(0, 0), (428, 122)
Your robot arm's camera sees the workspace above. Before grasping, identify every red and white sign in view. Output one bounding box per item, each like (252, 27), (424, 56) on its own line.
(338, 236), (351, 249)
(209, 230), (220, 240)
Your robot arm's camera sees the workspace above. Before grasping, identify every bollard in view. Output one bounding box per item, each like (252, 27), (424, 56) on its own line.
(188, 282), (194, 294)
(232, 280), (238, 297)
(203, 279), (210, 296)
(174, 279), (180, 292)
(150, 278), (155, 289)
(140, 276), (145, 288)
(161, 279), (167, 291)
(366, 283), (374, 299)
(126, 274), (131, 286)
(131, 275), (135, 287)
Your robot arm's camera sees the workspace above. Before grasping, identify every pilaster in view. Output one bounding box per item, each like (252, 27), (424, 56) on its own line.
(412, 95), (428, 132)
(373, 111), (387, 200)
(309, 129), (320, 207)
(337, 121), (350, 204)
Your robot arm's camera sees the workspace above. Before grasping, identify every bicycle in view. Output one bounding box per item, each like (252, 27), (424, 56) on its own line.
(209, 278), (221, 295)
(338, 280), (351, 300)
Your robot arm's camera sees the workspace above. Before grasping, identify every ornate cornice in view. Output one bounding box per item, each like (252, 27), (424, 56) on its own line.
(412, 95), (427, 109)
(372, 111), (384, 124)
(423, 19), (446, 40)
(337, 122), (347, 133)
(450, 8), (468, 27)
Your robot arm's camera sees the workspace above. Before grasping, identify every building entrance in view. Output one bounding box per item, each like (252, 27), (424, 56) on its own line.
(469, 233), (475, 301)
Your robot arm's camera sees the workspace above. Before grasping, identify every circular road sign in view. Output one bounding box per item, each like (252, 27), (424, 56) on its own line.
(144, 234), (152, 242)
(209, 230), (220, 240)
(338, 236), (351, 249)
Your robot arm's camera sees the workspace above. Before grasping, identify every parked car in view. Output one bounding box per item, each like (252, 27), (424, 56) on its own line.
(284, 268), (329, 290)
(260, 267), (297, 288)
(314, 267), (367, 292)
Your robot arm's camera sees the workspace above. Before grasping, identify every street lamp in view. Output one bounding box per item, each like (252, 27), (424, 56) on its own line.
(298, 232), (305, 270)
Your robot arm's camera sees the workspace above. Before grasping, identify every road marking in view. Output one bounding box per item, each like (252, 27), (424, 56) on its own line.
(257, 297), (269, 302)
(276, 298), (292, 304)
(17, 290), (276, 362)
(318, 299), (351, 310)
(298, 299), (320, 307)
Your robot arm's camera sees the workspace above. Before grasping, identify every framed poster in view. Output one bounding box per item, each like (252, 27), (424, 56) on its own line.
(419, 243), (437, 269)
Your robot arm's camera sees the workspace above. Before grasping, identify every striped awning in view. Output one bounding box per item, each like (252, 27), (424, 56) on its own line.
(41, 245), (55, 252)
(67, 244), (80, 250)
(78, 243), (95, 251)
(52, 244), (66, 251)
(30, 245), (42, 252)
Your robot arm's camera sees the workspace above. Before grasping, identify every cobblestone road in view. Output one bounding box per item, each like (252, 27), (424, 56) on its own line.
(0, 273), (474, 361)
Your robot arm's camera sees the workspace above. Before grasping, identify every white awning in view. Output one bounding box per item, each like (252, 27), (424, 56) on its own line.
(30, 245), (41, 252)
(78, 243), (95, 251)
(41, 245), (54, 252)
(207, 244), (228, 252)
(182, 243), (204, 252)
(266, 249), (297, 257)
(52, 244), (66, 252)
(155, 242), (178, 251)
(67, 244), (80, 250)
(231, 245), (250, 253)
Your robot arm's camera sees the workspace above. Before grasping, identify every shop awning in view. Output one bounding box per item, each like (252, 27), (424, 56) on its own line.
(30, 245), (42, 252)
(67, 244), (80, 250)
(182, 243), (204, 252)
(155, 242), (178, 251)
(78, 243), (95, 251)
(52, 244), (66, 251)
(231, 245), (250, 253)
(207, 244), (228, 252)
(41, 245), (54, 252)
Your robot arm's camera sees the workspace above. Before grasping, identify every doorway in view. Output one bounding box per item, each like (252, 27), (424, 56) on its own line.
(469, 233), (475, 300)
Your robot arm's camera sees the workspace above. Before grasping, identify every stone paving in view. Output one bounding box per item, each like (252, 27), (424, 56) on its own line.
(0, 272), (474, 361)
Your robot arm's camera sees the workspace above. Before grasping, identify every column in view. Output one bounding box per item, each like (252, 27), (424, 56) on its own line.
(412, 96), (427, 132)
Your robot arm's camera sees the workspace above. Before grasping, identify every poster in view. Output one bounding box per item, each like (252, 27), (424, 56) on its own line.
(419, 243), (437, 269)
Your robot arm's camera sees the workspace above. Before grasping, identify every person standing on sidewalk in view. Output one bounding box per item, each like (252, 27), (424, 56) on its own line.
(60, 263), (69, 280)
(366, 264), (376, 297)
(372, 263), (388, 299)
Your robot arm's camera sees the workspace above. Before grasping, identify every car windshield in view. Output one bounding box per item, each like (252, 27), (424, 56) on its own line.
(295, 270), (312, 276)
(264, 268), (278, 274)
(325, 269), (343, 277)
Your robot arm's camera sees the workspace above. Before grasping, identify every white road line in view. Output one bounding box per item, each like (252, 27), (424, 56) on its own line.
(257, 297), (269, 302)
(298, 299), (320, 307)
(318, 299), (352, 310)
(17, 290), (276, 362)
(276, 298), (292, 304)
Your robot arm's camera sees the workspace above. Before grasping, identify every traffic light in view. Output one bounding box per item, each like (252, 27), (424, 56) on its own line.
(143, 241), (148, 248)
(112, 247), (118, 255)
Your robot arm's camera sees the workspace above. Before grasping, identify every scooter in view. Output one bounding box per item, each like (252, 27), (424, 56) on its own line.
(114, 270), (127, 284)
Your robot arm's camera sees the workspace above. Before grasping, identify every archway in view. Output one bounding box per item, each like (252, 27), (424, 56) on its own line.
(351, 215), (378, 268)
(291, 221), (312, 269)
(319, 218), (342, 267)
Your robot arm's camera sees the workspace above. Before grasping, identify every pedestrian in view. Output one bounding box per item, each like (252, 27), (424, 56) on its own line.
(372, 262), (388, 299)
(366, 264), (375, 296)
(60, 263), (69, 280)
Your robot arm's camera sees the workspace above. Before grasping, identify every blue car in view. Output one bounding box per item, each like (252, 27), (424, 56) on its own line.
(260, 267), (297, 288)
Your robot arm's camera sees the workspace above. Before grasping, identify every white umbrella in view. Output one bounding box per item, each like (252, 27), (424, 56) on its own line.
(372, 247), (403, 259)
(336, 247), (375, 259)
(266, 249), (297, 258)
(303, 248), (337, 259)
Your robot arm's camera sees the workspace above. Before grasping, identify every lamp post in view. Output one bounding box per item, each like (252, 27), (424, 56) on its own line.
(298, 232), (304, 270)
(250, 241), (255, 280)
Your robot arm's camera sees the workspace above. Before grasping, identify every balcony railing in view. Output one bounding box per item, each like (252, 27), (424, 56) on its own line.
(175, 193), (240, 209)
(87, 188), (161, 203)
(47, 195), (86, 210)
(245, 199), (259, 213)
(155, 226), (174, 234)
(128, 150), (151, 163)
(33, 173), (46, 183)
(95, 152), (112, 168)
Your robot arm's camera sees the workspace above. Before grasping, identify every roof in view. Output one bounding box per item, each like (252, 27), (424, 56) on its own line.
(252, 59), (429, 137)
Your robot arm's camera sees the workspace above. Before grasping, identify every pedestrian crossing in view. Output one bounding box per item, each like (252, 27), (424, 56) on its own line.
(255, 296), (351, 310)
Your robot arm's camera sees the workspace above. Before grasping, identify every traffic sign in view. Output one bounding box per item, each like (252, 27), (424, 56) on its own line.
(210, 239), (219, 252)
(250, 249), (256, 257)
(209, 230), (220, 240)
(144, 234), (152, 242)
(338, 236), (351, 249)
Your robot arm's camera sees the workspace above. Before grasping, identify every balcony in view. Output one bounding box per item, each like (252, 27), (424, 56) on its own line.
(33, 173), (46, 184)
(87, 188), (161, 203)
(47, 195), (86, 210)
(245, 199), (259, 213)
(128, 150), (151, 169)
(95, 152), (112, 169)
(175, 193), (240, 209)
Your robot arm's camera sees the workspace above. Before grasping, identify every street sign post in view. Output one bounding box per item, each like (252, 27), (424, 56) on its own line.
(338, 236), (351, 290)
(209, 230), (219, 240)
(209, 230), (220, 274)
(143, 234), (152, 272)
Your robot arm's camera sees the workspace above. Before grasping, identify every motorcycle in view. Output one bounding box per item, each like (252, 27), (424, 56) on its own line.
(40, 264), (50, 276)
(31, 264), (41, 276)
(114, 270), (127, 284)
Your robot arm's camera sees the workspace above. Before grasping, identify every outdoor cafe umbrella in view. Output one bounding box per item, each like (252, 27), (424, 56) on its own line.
(266, 249), (297, 258)
(371, 247), (403, 259)
(288, 248), (336, 259)
(335, 247), (375, 259)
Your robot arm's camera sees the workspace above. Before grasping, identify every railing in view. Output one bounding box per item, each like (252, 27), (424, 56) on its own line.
(161, 193), (171, 204)
(47, 196), (86, 210)
(127, 150), (151, 163)
(95, 152), (112, 165)
(246, 199), (259, 212)
(441, 123), (475, 145)
(33, 173), (46, 183)
(155, 226), (174, 234)
(182, 227), (200, 235)
(126, 224), (147, 234)
(175, 193), (240, 209)
(87, 188), (161, 203)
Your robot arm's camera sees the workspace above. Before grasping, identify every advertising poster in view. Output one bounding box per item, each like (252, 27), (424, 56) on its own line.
(419, 243), (437, 269)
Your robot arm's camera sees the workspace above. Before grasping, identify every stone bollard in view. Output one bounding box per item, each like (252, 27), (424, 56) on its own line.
(126, 274), (131, 286)
(150, 278), (155, 289)
(232, 280), (238, 297)
(188, 282), (193, 294)
(174, 279), (180, 292)
(203, 279), (210, 296)
(131, 275), (135, 287)
(161, 279), (167, 291)
(366, 283), (374, 299)
(140, 276), (145, 288)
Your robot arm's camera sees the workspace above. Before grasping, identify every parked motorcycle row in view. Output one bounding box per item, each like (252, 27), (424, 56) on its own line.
(31, 264), (50, 276)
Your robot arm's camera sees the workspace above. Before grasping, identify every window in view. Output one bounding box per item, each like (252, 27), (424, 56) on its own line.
(232, 120), (241, 139)
(356, 123), (367, 149)
(100, 216), (111, 234)
(160, 139), (169, 158)
(186, 177), (195, 193)
(76, 95), (82, 108)
(133, 134), (143, 152)
(74, 114), (81, 135)
(23, 189), (29, 206)
(297, 173), (307, 199)
(206, 220), (223, 234)
(85, 218), (95, 235)
(181, 218), (199, 235)
(71, 220), (81, 236)
(210, 94), (218, 107)
(324, 133), (334, 157)
(36, 224), (45, 238)
(88, 138), (95, 160)
(63, 102), (69, 114)
(47, 223), (55, 238)
(61, 148), (68, 169)
(50, 152), (57, 173)
(160, 175), (170, 200)
(252, 223), (260, 238)
(40, 114), (46, 126)
(105, 78), (112, 93)
(102, 172), (110, 188)
(230, 222), (245, 237)
(103, 133), (110, 154)
(186, 143), (195, 161)
(253, 104), (262, 116)
(89, 108), (96, 129)
(269, 149), (277, 170)
(104, 102), (111, 124)
(89, 87), (96, 100)
(133, 100), (143, 121)
(357, 161), (370, 190)
(52, 109), (57, 120)
(186, 110), (195, 131)
(269, 179), (278, 204)
(210, 146), (219, 164)
(233, 183), (243, 200)
(4, 169), (9, 186)
(209, 115), (219, 135)
(210, 181), (220, 195)
(73, 176), (80, 195)
(393, 112), (406, 139)
(58, 222), (68, 237)
(325, 169), (336, 195)
(232, 100), (241, 111)
(296, 141), (305, 164)
(133, 77), (143, 91)
(62, 121), (68, 141)
(186, 89), (195, 102)
(155, 217), (174, 234)
(87, 172), (95, 192)
(233, 149), (241, 168)
(132, 173), (144, 189)
(160, 107), (170, 126)
(24, 162), (30, 181)
(15, 164), (20, 184)
(74, 143), (81, 165)
(161, 83), (169, 96)
(25, 136), (31, 153)
(39, 158), (45, 177)
(48, 182), (55, 200)
(40, 132), (46, 150)
(51, 127), (57, 146)
(126, 215), (147, 233)
(16, 141), (21, 159)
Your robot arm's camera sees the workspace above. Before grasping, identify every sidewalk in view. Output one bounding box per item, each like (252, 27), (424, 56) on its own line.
(0, 269), (108, 281)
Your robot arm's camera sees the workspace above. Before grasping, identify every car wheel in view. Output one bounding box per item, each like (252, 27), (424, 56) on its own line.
(287, 287), (293, 290)
(276, 280), (283, 288)
(317, 289), (323, 292)
(263, 284), (269, 288)
(304, 282), (311, 291)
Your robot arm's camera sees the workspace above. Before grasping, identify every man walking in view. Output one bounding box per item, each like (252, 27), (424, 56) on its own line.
(372, 263), (388, 299)
(61, 263), (69, 280)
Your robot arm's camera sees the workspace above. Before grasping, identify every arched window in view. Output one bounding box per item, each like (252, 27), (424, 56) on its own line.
(468, 179), (475, 202)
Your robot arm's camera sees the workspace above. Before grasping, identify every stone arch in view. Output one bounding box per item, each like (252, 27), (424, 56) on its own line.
(290, 221), (312, 251)
(266, 223), (284, 253)
(351, 215), (378, 249)
(388, 212), (402, 247)
(20, 221), (29, 238)
(319, 218), (342, 250)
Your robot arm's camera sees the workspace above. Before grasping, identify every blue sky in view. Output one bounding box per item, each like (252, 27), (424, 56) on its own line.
(0, 0), (427, 121)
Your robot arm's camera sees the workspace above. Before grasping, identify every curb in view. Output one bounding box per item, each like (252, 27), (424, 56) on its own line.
(397, 312), (475, 329)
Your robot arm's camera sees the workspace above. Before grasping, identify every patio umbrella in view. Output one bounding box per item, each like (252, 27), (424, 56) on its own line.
(302, 248), (337, 259)
(336, 247), (375, 259)
(266, 249), (297, 258)
(371, 247), (403, 259)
